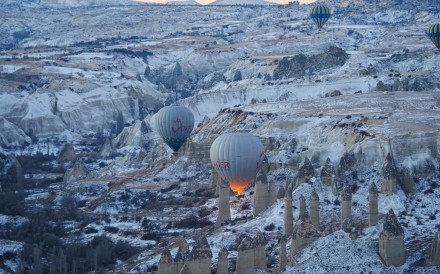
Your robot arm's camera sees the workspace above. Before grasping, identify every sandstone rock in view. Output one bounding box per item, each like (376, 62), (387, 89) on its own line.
(216, 247), (229, 274)
(57, 143), (76, 163)
(63, 158), (89, 184)
(297, 157), (315, 184)
(379, 209), (405, 267)
(368, 182), (379, 226)
(382, 153), (397, 194)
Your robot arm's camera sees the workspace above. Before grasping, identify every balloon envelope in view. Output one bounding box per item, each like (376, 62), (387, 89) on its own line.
(310, 5), (331, 29)
(427, 24), (440, 50)
(155, 106), (194, 152)
(210, 133), (265, 195)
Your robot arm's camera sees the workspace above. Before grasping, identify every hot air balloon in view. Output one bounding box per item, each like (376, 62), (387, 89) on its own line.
(310, 5), (331, 29)
(427, 24), (440, 50)
(210, 132), (265, 195)
(155, 106), (194, 153)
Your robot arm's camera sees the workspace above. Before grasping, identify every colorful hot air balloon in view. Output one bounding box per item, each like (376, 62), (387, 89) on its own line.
(210, 132), (265, 195)
(427, 24), (440, 50)
(155, 106), (194, 153)
(310, 5), (331, 29)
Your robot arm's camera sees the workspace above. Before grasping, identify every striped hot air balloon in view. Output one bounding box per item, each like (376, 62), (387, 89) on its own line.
(155, 106), (194, 153)
(210, 132), (265, 195)
(310, 5), (331, 29)
(427, 24), (440, 50)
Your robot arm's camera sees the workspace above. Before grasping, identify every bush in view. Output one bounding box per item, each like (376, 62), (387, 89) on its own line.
(264, 223), (275, 231)
(104, 226), (119, 234)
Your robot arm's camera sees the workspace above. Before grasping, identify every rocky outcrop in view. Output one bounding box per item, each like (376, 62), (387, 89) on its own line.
(236, 236), (255, 274)
(100, 138), (115, 159)
(279, 236), (287, 272)
(310, 189), (320, 229)
(296, 157), (315, 184)
(284, 193), (293, 236)
(254, 232), (267, 271)
(0, 116), (32, 148)
(63, 158), (89, 184)
(379, 209), (405, 267)
(158, 248), (177, 274)
(187, 233), (212, 274)
(368, 182), (379, 226)
(426, 232), (440, 266)
(400, 167), (415, 194)
(321, 158), (338, 193)
(273, 46), (348, 80)
(291, 217), (320, 258)
(216, 247), (228, 274)
(381, 153), (397, 194)
(341, 186), (352, 223)
(253, 169), (270, 217)
(338, 152), (357, 183)
(299, 195), (309, 221)
(57, 143), (76, 163)
(216, 179), (231, 227)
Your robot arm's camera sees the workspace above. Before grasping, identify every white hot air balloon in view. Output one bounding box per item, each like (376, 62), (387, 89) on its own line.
(155, 106), (194, 153)
(210, 132), (265, 195)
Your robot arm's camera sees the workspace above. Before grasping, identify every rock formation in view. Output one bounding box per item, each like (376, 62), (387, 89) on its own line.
(57, 143), (76, 163)
(341, 186), (352, 223)
(426, 232), (440, 266)
(368, 182), (379, 226)
(290, 217), (320, 259)
(236, 236), (255, 274)
(299, 195), (309, 221)
(320, 158), (336, 187)
(379, 209), (405, 267)
(284, 192), (293, 236)
(400, 167), (415, 194)
(63, 158), (89, 184)
(216, 247), (228, 274)
(338, 151), (357, 183)
(277, 186), (286, 199)
(216, 179), (231, 227)
(310, 188), (320, 229)
(158, 248), (177, 274)
(180, 263), (192, 274)
(100, 138), (115, 158)
(187, 233), (212, 274)
(279, 236), (287, 272)
(296, 157), (315, 185)
(254, 232), (266, 271)
(253, 169), (270, 217)
(381, 153), (398, 194)
(175, 240), (189, 272)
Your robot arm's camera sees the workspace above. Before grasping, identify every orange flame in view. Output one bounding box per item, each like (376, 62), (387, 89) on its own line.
(229, 180), (250, 195)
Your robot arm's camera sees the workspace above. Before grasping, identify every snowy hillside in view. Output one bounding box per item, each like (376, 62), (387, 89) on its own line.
(1, 0), (440, 273)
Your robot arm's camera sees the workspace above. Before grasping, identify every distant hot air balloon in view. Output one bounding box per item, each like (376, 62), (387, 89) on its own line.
(310, 5), (331, 29)
(155, 106), (194, 153)
(427, 24), (440, 50)
(210, 132), (265, 195)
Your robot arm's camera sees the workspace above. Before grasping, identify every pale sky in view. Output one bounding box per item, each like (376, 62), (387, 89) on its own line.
(136, 0), (317, 5)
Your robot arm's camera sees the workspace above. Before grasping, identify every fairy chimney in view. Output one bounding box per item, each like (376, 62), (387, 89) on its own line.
(368, 182), (379, 226)
(63, 158), (89, 184)
(427, 232), (440, 266)
(253, 169), (270, 217)
(382, 153), (398, 194)
(320, 158), (336, 188)
(310, 189), (320, 229)
(158, 248), (177, 274)
(216, 247), (228, 274)
(216, 179), (231, 227)
(254, 232), (267, 271)
(290, 217), (320, 259)
(379, 209), (405, 267)
(187, 233), (212, 274)
(284, 192), (294, 236)
(277, 186), (286, 199)
(296, 157), (315, 184)
(236, 236), (255, 274)
(175, 240), (189, 271)
(279, 236), (287, 272)
(299, 195), (309, 221)
(341, 186), (352, 223)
